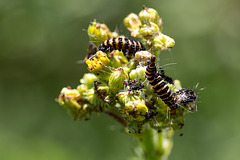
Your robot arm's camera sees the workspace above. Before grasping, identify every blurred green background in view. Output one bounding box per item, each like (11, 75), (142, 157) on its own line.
(1, 0), (240, 159)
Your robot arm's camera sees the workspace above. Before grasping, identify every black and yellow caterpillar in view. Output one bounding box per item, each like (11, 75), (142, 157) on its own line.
(98, 38), (145, 57)
(146, 55), (178, 110)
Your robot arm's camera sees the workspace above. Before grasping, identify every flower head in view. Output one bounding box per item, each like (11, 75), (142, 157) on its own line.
(57, 6), (197, 134)
(86, 51), (112, 81)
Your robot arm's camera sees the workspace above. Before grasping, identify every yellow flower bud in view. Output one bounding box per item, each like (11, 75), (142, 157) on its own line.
(124, 13), (142, 37)
(138, 6), (160, 25)
(86, 51), (112, 81)
(88, 20), (112, 47)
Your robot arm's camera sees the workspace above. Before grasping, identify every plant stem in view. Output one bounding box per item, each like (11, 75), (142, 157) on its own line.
(135, 125), (174, 160)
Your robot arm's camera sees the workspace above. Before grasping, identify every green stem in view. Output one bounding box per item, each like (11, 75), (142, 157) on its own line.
(134, 125), (174, 160)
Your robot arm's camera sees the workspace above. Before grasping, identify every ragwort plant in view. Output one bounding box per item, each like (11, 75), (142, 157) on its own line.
(57, 6), (197, 160)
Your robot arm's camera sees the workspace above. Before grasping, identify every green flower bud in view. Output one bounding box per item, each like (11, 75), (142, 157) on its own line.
(116, 92), (130, 104)
(58, 87), (89, 120)
(79, 88), (106, 109)
(129, 66), (146, 81)
(109, 67), (129, 94)
(153, 33), (175, 50)
(77, 84), (88, 100)
(139, 22), (159, 40)
(88, 20), (112, 47)
(124, 100), (148, 121)
(80, 73), (98, 89)
(124, 13), (142, 37)
(116, 90), (142, 105)
(86, 51), (112, 81)
(85, 89), (96, 105)
(109, 50), (129, 68)
(138, 6), (160, 25)
(58, 87), (81, 109)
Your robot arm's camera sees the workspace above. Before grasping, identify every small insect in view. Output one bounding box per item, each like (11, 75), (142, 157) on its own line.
(146, 55), (178, 110)
(145, 111), (158, 120)
(124, 79), (145, 93)
(98, 38), (145, 57)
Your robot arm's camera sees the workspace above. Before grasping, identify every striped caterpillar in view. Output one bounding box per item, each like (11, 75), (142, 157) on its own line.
(146, 55), (178, 110)
(98, 38), (145, 57)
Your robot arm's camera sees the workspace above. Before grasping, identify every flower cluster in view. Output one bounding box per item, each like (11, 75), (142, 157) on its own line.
(57, 6), (197, 134)
(124, 6), (174, 52)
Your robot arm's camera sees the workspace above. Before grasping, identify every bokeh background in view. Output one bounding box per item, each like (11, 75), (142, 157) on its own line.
(1, 0), (240, 159)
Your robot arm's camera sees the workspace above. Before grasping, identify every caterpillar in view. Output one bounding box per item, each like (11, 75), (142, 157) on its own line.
(146, 55), (178, 110)
(98, 38), (145, 57)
